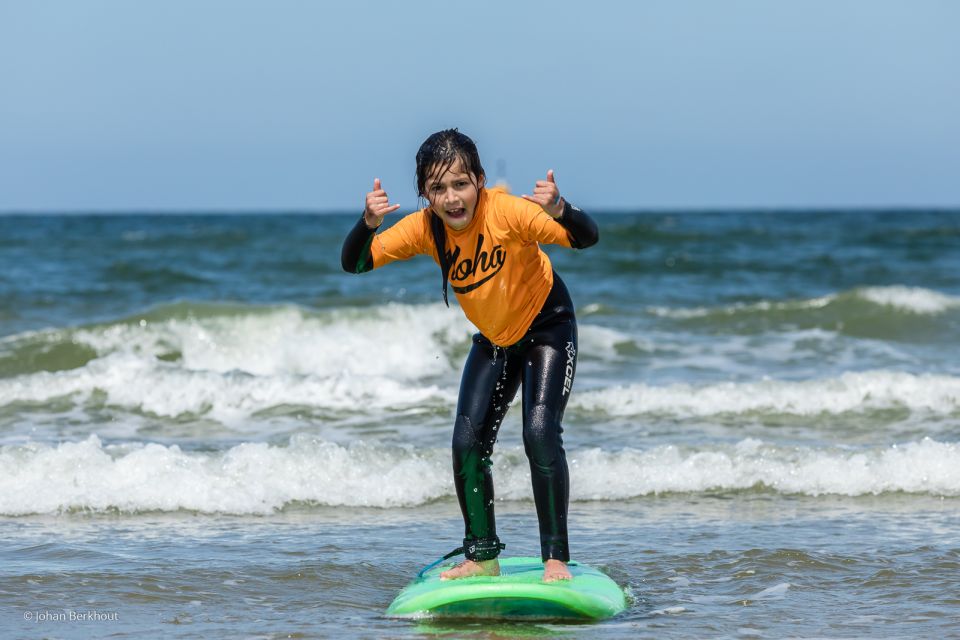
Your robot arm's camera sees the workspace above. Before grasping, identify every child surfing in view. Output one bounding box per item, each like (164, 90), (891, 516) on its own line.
(341, 129), (598, 582)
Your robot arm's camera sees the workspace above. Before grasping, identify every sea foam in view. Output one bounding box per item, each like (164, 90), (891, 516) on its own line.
(857, 286), (960, 314)
(0, 303), (472, 421)
(0, 351), (455, 423)
(1, 436), (958, 515)
(648, 285), (960, 319)
(573, 370), (960, 417)
(2, 301), (957, 424)
(3, 356), (958, 423)
(72, 302), (473, 378)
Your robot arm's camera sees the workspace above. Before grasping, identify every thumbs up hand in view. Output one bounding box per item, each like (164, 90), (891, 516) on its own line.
(363, 178), (402, 229)
(521, 169), (564, 219)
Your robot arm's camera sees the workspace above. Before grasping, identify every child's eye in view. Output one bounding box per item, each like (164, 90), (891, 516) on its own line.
(455, 181), (468, 188)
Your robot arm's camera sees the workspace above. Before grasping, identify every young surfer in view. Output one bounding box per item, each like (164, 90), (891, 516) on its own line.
(341, 129), (598, 582)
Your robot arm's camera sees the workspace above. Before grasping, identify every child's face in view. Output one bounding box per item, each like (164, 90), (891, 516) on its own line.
(424, 158), (483, 231)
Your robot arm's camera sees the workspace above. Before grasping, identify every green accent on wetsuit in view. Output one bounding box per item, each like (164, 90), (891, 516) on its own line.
(340, 215), (377, 274)
(355, 232), (375, 273)
(460, 445), (495, 540)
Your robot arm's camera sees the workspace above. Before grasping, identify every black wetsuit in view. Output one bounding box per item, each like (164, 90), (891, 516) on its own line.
(454, 272), (578, 562)
(341, 200), (598, 563)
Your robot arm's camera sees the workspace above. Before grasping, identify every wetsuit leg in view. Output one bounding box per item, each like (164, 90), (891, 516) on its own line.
(521, 318), (577, 562)
(451, 334), (522, 560)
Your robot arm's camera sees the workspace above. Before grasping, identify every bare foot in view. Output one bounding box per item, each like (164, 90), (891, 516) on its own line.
(543, 559), (572, 582)
(440, 558), (500, 580)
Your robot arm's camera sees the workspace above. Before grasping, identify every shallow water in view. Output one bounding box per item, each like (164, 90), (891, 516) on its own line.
(4, 497), (959, 638)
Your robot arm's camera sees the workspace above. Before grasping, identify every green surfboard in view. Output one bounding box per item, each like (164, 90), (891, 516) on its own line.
(386, 556), (627, 620)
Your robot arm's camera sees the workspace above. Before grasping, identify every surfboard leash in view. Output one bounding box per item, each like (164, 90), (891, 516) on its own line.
(417, 547), (465, 578)
(416, 540), (507, 578)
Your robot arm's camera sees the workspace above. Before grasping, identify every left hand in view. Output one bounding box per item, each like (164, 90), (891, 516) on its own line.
(522, 169), (564, 219)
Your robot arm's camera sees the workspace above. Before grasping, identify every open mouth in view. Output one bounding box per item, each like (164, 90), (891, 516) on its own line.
(445, 207), (466, 219)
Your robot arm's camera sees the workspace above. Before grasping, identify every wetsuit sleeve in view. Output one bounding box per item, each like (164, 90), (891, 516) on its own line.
(341, 215), (377, 273)
(555, 200), (599, 249)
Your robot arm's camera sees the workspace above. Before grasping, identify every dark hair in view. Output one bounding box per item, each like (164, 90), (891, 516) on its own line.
(415, 129), (485, 197)
(415, 129), (485, 307)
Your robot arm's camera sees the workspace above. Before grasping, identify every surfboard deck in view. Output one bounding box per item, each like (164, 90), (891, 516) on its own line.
(386, 556), (627, 621)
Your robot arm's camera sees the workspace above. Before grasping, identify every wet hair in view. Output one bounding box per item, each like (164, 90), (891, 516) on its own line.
(415, 128), (485, 197)
(415, 129), (485, 307)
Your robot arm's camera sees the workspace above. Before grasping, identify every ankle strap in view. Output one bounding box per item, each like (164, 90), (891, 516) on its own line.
(464, 536), (506, 561)
(416, 537), (507, 578)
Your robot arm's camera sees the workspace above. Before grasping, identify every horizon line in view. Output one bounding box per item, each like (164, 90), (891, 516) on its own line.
(2, 204), (959, 216)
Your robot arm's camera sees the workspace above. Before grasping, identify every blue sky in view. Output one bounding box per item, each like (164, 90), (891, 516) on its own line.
(1, 1), (958, 211)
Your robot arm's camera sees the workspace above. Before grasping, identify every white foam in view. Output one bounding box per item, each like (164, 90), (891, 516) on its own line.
(857, 286), (960, 314)
(0, 303), (672, 422)
(648, 285), (960, 319)
(577, 324), (637, 360)
(650, 606), (687, 615)
(0, 351), (455, 422)
(647, 296), (831, 319)
(1, 436), (958, 515)
(570, 438), (960, 498)
(73, 302), (473, 379)
(0, 435), (451, 515)
(2, 300), (956, 424)
(4, 358), (958, 424)
(0, 303), (476, 421)
(572, 370), (960, 417)
(750, 583), (791, 600)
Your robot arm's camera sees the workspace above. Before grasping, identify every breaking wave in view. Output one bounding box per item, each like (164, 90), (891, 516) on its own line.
(1, 436), (958, 515)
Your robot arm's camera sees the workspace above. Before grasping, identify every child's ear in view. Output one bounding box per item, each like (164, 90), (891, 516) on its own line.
(478, 173), (486, 188)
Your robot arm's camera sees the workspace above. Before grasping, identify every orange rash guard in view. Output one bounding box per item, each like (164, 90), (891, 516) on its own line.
(369, 188), (573, 347)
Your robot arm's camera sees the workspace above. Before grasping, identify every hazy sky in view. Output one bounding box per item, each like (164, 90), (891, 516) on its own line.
(1, 1), (958, 211)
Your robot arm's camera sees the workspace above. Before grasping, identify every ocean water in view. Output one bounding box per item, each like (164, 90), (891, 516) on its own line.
(1, 210), (959, 639)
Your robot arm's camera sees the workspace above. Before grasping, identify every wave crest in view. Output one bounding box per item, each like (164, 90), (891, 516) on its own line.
(647, 286), (960, 341)
(1, 436), (958, 515)
(573, 370), (960, 417)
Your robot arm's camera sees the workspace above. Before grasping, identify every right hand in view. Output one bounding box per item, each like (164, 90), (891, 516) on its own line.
(363, 178), (401, 228)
